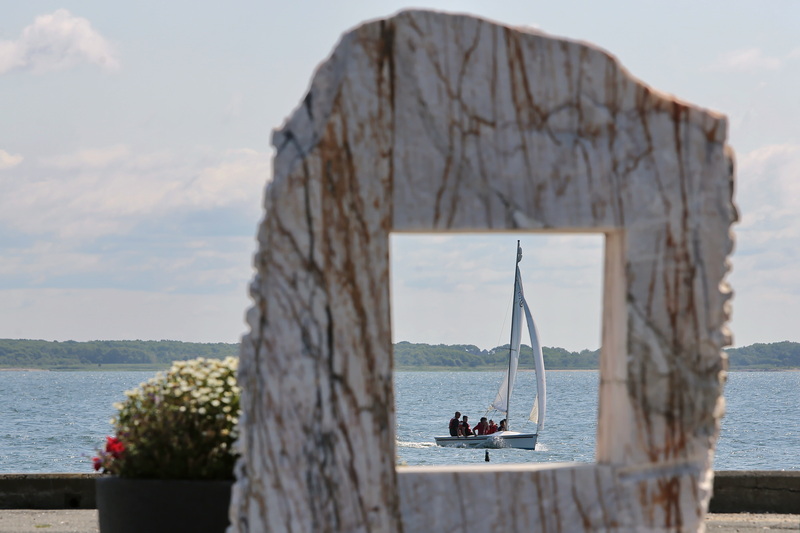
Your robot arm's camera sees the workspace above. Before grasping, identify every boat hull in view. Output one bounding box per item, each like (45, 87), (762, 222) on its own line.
(434, 431), (537, 450)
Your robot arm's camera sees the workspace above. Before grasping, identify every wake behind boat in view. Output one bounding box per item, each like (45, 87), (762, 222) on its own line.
(434, 241), (546, 451)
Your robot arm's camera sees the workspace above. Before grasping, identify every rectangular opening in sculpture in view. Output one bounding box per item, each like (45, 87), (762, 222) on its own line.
(390, 233), (603, 465)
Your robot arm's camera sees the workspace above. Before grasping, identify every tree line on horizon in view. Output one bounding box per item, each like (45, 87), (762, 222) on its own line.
(0, 338), (798, 370)
(0, 339), (238, 368)
(393, 341), (800, 370)
(392, 341), (601, 369)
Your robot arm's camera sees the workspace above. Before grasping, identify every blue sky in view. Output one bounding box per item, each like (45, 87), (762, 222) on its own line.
(1, 2), (799, 351)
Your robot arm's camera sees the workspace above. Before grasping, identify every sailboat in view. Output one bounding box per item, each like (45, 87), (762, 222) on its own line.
(434, 240), (546, 450)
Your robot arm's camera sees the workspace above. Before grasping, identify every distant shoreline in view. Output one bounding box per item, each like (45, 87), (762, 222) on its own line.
(2, 339), (798, 371)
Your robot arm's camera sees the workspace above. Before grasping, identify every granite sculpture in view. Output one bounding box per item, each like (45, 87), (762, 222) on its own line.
(230, 10), (736, 533)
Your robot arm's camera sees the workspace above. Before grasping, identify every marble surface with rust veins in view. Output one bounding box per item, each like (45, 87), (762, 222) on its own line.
(231, 9), (736, 533)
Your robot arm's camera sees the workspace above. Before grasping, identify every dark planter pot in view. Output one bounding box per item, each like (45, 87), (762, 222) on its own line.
(96, 477), (233, 533)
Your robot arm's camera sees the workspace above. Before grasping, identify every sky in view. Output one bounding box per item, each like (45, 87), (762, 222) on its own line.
(1, 2), (798, 352)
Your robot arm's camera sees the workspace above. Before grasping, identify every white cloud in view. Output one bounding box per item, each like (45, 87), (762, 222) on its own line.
(0, 288), (248, 343)
(44, 144), (130, 169)
(711, 48), (782, 72)
(0, 144), (268, 305)
(0, 240), (102, 286)
(179, 148), (270, 210)
(730, 143), (800, 331)
(736, 143), (800, 231)
(0, 145), (270, 241)
(0, 9), (118, 75)
(0, 149), (23, 169)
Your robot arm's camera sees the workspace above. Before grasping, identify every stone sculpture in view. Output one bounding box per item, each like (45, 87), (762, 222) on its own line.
(230, 10), (736, 533)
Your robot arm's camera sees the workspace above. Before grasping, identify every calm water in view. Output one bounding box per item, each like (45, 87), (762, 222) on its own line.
(0, 370), (797, 472)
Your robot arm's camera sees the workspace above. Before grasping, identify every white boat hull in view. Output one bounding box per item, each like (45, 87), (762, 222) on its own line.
(434, 431), (537, 450)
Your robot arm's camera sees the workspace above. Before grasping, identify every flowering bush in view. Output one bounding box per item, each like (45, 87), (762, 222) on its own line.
(93, 357), (240, 480)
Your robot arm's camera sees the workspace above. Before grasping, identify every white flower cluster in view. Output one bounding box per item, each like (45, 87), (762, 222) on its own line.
(110, 356), (241, 479)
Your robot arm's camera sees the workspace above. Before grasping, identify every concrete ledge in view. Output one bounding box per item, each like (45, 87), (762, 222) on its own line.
(0, 471), (797, 512)
(709, 471), (800, 514)
(0, 474), (96, 510)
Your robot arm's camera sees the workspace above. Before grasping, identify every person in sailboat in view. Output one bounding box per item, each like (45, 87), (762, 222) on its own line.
(473, 417), (489, 435)
(459, 415), (474, 436)
(487, 419), (498, 434)
(497, 419), (508, 432)
(449, 411), (461, 437)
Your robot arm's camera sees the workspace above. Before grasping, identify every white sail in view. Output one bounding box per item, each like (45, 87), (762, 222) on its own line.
(489, 264), (523, 414)
(522, 295), (546, 431)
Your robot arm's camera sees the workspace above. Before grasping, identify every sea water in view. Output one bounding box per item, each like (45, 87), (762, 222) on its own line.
(0, 370), (797, 472)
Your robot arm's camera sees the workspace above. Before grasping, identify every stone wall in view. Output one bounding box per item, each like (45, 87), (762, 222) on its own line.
(0, 474), (96, 510)
(4, 472), (796, 515)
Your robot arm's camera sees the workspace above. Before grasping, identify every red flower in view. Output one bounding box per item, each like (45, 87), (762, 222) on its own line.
(92, 457), (102, 471)
(105, 436), (125, 458)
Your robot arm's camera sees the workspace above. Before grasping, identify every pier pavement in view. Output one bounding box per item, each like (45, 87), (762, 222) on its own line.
(0, 510), (798, 533)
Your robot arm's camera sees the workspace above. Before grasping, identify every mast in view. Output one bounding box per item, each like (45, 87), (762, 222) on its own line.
(505, 240), (522, 430)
